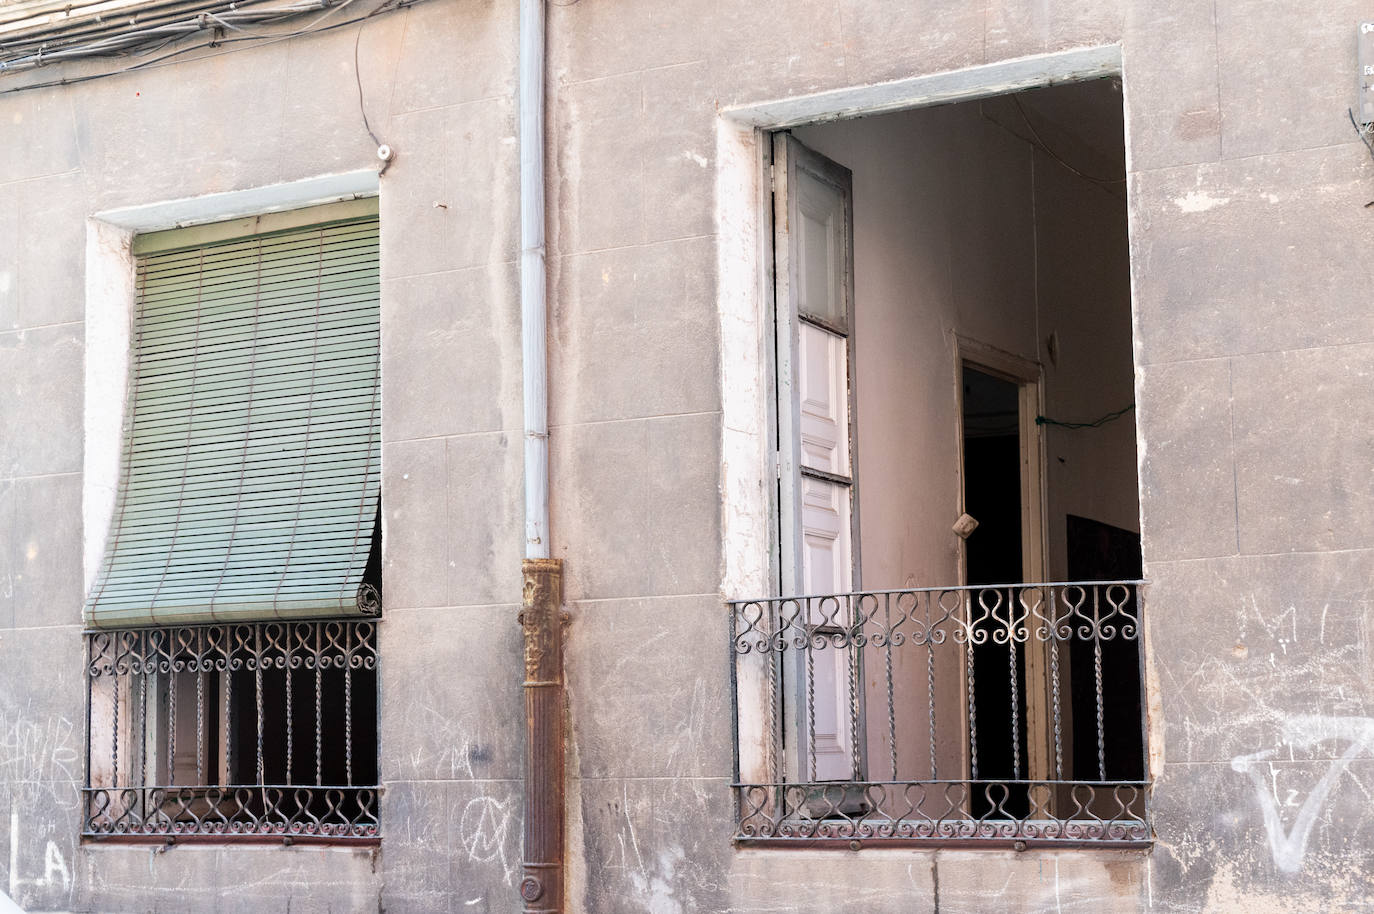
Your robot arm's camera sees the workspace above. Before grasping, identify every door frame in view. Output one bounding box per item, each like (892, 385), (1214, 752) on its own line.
(715, 41), (1134, 810)
(953, 336), (1047, 588)
(953, 335), (1053, 790)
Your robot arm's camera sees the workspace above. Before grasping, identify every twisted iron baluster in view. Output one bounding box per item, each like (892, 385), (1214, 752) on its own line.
(966, 597), (978, 782)
(85, 634), (95, 806)
(168, 664), (177, 787)
(286, 643), (294, 787)
(224, 644), (232, 783)
(315, 626), (323, 786)
(848, 647), (861, 781)
(255, 627), (265, 786)
(926, 593), (937, 780)
(111, 657), (120, 790)
(1007, 588), (1020, 781)
(767, 606), (780, 780)
(885, 594), (897, 782)
(767, 602), (781, 829)
(1095, 587), (1106, 781)
(848, 597), (861, 780)
(807, 611), (817, 783)
(139, 661), (148, 788)
(196, 668), (204, 785)
(1050, 586), (1064, 781)
(345, 625), (354, 787)
(138, 634), (150, 827)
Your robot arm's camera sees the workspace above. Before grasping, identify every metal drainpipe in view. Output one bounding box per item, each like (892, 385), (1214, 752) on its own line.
(517, 0), (565, 912)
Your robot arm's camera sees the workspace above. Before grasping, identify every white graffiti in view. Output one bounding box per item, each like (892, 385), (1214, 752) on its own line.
(0, 712), (79, 810)
(1231, 715), (1374, 873)
(39, 842), (69, 894)
(7, 811), (72, 911)
(628, 846), (685, 914)
(458, 795), (518, 886)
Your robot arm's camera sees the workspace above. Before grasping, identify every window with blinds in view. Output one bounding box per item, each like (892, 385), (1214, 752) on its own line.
(84, 202), (382, 629)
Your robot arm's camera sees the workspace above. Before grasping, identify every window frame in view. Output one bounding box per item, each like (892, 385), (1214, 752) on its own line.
(81, 190), (384, 845)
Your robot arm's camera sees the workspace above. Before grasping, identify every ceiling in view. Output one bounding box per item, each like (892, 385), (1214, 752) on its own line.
(1005, 77), (1127, 181)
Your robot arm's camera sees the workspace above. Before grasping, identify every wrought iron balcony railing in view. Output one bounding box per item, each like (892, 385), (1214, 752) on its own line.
(728, 581), (1149, 846)
(83, 619), (379, 842)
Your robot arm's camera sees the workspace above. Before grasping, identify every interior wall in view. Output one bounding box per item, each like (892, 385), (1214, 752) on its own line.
(1033, 145), (1139, 581)
(796, 104), (1023, 595)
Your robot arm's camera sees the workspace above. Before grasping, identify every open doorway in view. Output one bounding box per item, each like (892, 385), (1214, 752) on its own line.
(767, 76), (1146, 824)
(960, 362), (1033, 815)
(962, 366), (1025, 589)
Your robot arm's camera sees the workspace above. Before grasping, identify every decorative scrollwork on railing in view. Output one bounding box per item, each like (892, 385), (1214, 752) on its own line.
(730, 779), (1148, 845)
(728, 580), (1149, 846)
(84, 619), (379, 841)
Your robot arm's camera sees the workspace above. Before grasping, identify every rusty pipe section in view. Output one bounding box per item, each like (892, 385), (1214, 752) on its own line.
(519, 558), (565, 913)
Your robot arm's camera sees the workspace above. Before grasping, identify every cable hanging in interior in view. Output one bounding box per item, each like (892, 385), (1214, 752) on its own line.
(1036, 404), (1135, 430)
(1012, 94), (1125, 187)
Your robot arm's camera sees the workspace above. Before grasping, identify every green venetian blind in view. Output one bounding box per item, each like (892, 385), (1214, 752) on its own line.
(84, 208), (382, 628)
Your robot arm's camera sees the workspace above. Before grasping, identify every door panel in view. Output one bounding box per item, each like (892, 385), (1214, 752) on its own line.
(800, 476), (851, 597)
(800, 476), (855, 780)
(774, 132), (860, 783)
(798, 323), (850, 476)
(795, 175), (848, 329)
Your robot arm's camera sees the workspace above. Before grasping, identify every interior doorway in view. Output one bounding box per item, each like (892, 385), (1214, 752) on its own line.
(961, 363), (1030, 813)
(962, 365), (1025, 588)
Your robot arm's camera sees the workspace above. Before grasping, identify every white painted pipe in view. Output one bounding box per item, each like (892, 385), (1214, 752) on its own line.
(519, 0), (550, 559)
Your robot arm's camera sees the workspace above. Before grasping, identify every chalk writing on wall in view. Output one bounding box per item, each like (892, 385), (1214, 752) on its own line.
(0, 711), (79, 810)
(458, 795), (518, 887)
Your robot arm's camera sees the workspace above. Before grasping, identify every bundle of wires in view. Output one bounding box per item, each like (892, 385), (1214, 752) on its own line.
(0, 0), (423, 93)
(1036, 404), (1134, 430)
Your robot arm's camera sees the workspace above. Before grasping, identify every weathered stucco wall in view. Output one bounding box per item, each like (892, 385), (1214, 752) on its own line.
(0, 0), (528, 910)
(546, 1), (1374, 911)
(0, 0), (1371, 912)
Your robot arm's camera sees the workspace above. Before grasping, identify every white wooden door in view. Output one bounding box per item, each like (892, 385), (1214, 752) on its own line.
(773, 133), (860, 783)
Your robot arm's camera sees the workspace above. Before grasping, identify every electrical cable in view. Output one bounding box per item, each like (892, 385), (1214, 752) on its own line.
(1036, 404), (1134, 430)
(353, 21), (380, 147)
(0, 0), (417, 95)
(0, 0), (332, 68)
(1348, 107), (1374, 166)
(352, 13), (392, 175)
(0, 0), (261, 57)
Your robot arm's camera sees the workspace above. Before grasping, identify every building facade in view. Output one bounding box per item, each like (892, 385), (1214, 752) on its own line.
(1, 0), (1372, 911)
